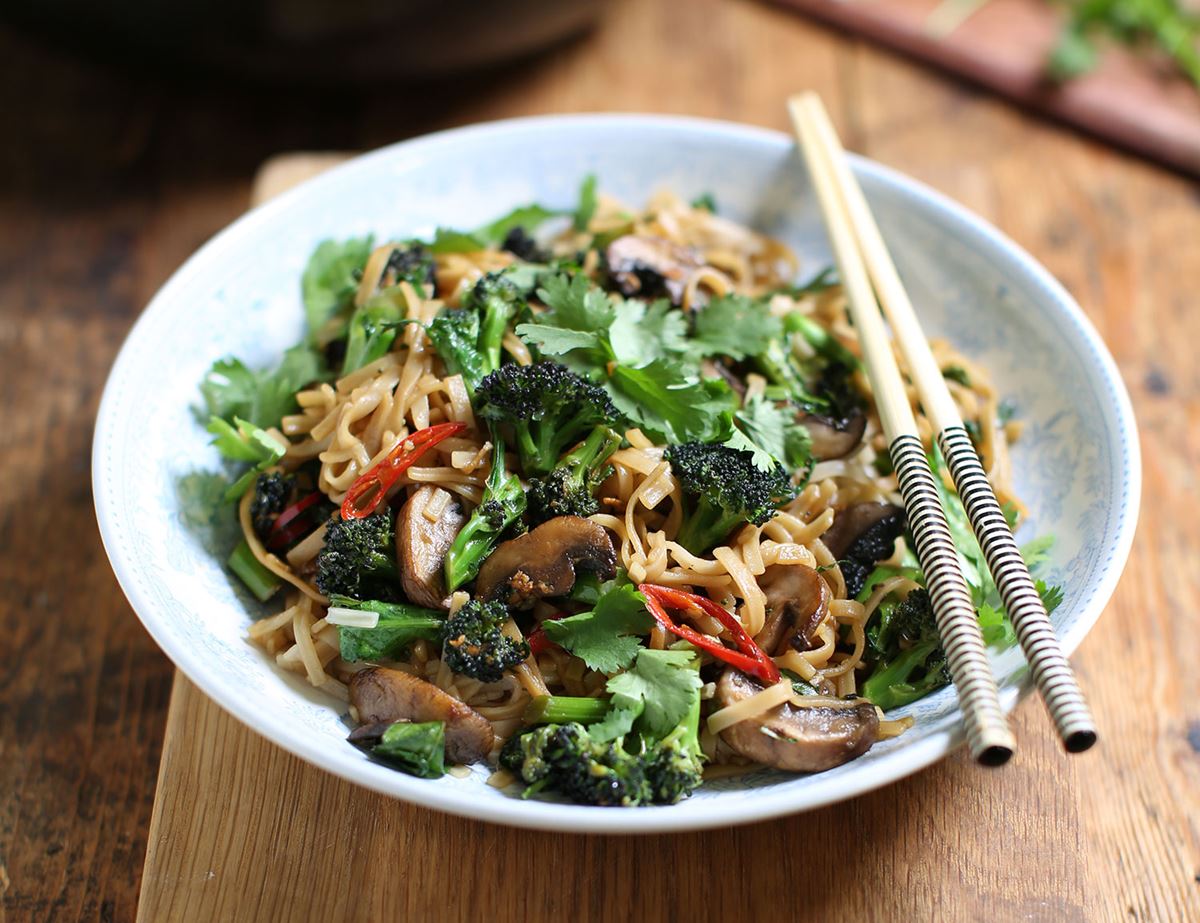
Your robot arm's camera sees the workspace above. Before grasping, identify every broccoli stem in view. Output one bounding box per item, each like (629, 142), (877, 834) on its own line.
(479, 301), (510, 375)
(443, 439), (526, 591)
(861, 637), (943, 711)
(228, 539), (281, 602)
(563, 424), (622, 476)
(524, 695), (611, 725)
(674, 498), (742, 555)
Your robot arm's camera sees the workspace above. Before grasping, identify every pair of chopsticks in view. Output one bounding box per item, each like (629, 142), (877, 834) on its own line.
(787, 93), (1097, 764)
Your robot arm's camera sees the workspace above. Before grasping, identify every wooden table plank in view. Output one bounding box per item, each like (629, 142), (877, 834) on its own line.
(3, 0), (1199, 918)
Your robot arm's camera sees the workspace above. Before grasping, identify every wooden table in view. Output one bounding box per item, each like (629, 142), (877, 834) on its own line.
(2, 0), (1197, 919)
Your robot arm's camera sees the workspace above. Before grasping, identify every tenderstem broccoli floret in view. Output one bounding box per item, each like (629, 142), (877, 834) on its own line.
(441, 598), (530, 683)
(475, 362), (620, 476)
(861, 588), (951, 710)
(443, 437), (527, 592)
(641, 692), (704, 804)
(664, 441), (795, 554)
(334, 596), (529, 684)
(250, 471), (294, 538)
(499, 723), (651, 807)
(426, 271), (525, 395)
(315, 512), (400, 600)
(525, 425), (622, 525)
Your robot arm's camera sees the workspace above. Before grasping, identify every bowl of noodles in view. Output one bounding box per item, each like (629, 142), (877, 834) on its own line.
(93, 114), (1139, 833)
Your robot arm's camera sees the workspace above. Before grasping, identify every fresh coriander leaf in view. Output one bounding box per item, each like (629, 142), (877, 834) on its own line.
(978, 603), (1017, 647)
(607, 361), (734, 443)
(690, 192), (717, 212)
(200, 344), (326, 429)
(1037, 579), (1064, 614)
(1020, 534), (1055, 571)
(941, 365), (972, 387)
(476, 204), (561, 246)
(589, 704), (642, 743)
(998, 399), (1017, 424)
(690, 294), (783, 361)
(515, 323), (604, 358)
(199, 358), (257, 423)
(206, 416), (286, 464)
(301, 236), (374, 341)
(542, 583), (653, 673)
(205, 416), (287, 501)
(536, 272), (616, 332)
(573, 174), (598, 231)
(609, 299), (690, 366)
(1001, 500), (1020, 529)
(733, 393), (814, 472)
(606, 648), (702, 738)
(429, 227), (487, 254)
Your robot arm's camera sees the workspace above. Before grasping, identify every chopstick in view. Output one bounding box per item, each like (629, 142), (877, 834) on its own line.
(788, 94), (1016, 766)
(792, 93), (1098, 754)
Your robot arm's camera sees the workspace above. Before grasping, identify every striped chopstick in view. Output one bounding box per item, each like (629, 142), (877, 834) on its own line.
(788, 94), (1016, 766)
(793, 93), (1097, 754)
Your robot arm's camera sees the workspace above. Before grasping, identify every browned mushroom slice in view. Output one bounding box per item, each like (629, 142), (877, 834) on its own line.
(350, 666), (494, 765)
(396, 486), (464, 610)
(605, 234), (703, 305)
(475, 516), (617, 608)
(714, 669), (879, 772)
(755, 564), (831, 655)
(820, 502), (906, 599)
(798, 408), (867, 460)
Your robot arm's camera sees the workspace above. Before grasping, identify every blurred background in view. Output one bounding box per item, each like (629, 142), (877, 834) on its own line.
(1, 0), (1196, 919)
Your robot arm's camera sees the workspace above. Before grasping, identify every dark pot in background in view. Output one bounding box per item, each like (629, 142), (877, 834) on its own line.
(0, 0), (608, 84)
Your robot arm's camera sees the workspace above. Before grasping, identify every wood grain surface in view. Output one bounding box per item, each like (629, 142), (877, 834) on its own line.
(1, 0), (1198, 920)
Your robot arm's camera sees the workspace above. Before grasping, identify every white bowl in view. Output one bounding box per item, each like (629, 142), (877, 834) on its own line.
(93, 114), (1140, 833)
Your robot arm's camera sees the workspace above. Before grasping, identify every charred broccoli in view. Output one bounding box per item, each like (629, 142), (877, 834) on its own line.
(861, 588), (951, 710)
(314, 512), (400, 600)
(426, 271), (524, 394)
(475, 362), (620, 476)
(641, 694), (704, 805)
(499, 723), (650, 807)
(441, 598), (531, 683)
(443, 437), (527, 592)
(525, 425), (622, 525)
(664, 441), (795, 554)
(381, 243), (436, 295)
(503, 692), (704, 806)
(250, 471), (294, 538)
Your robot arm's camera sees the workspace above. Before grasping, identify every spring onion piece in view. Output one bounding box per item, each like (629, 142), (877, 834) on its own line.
(228, 539), (281, 602)
(325, 606), (380, 629)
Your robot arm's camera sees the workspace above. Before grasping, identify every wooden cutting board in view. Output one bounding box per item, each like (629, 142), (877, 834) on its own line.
(134, 154), (1185, 923)
(769, 0), (1200, 176)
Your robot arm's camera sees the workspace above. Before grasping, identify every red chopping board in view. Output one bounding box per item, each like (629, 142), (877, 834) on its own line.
(769, 0), (1200, 176)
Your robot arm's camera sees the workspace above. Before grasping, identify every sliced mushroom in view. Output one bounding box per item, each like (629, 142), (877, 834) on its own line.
(798, 408), (867, 460)
(820, 502), (906, 598)
(396, 486), (464, 610)
(475, 516), (617, 608)
(605, 234), (703, 305)
(715, 669), (878, 772)
(349, 666), (494, 765)
(755, 564), (831, 655)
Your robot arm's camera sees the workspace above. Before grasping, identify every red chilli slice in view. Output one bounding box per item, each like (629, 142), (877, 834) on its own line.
(340, 422), (467, 520)
(638, 583), (781, 685)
